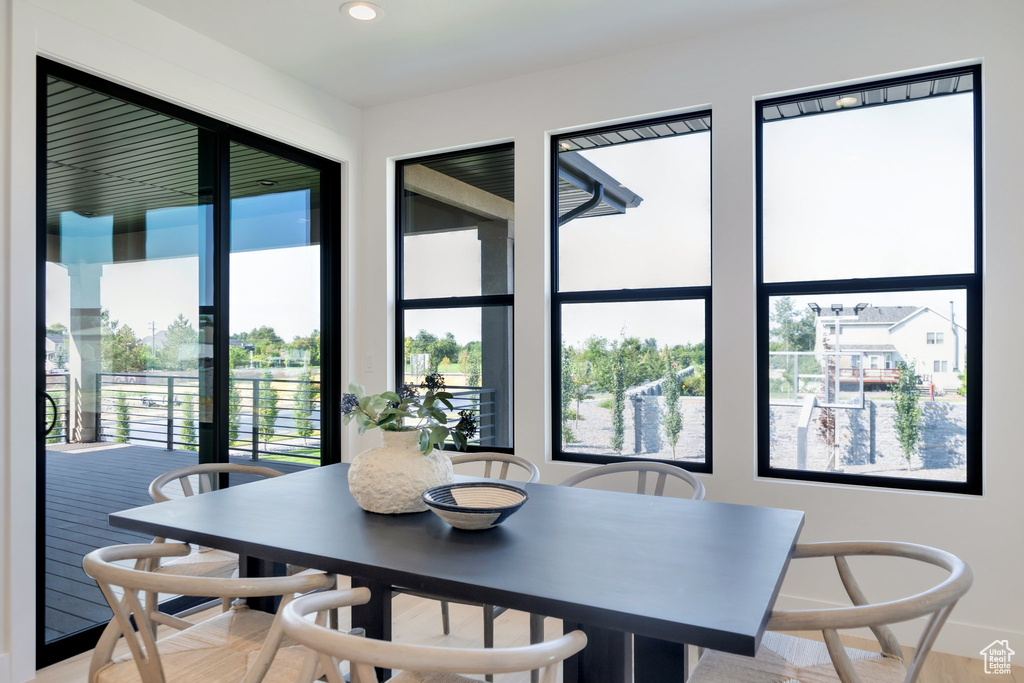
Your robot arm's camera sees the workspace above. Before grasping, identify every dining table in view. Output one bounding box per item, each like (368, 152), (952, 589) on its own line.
(109, 462), (804, 682)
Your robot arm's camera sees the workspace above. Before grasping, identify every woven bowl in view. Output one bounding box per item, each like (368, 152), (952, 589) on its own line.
(422, 482), (528, 530)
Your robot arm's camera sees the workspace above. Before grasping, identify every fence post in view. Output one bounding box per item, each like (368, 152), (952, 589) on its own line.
(95, 374), (102, 442)
(63, 373), (70, 443)
(166, 377), (175, 451)
(251, 378), (260, 461)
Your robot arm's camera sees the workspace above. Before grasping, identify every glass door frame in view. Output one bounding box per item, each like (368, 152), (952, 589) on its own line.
(35, 57), (342, 667)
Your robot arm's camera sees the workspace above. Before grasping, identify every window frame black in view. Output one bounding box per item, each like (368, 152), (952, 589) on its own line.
(754, 65), (983, 495)
(550, 112), (713, 472)
(394, 143), (515, 454)
(35, 56), (343, 666)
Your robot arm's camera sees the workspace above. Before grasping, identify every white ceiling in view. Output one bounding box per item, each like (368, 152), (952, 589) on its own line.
(135, 0), (846, 108)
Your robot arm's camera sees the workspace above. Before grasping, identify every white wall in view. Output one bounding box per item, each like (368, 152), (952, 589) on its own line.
(357, 0), (1024, 659)
(0, 1), (360, 680)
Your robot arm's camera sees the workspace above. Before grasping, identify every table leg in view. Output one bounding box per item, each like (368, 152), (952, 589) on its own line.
(351, 576), (392, 681)
(562, 621), (632, 683)
(238, 554), (285, 613)
(634, 635), (688, 681)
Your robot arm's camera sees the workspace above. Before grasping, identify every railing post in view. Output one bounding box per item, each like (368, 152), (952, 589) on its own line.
(251, 378), (260, 461)
(95, 374), (102, 442)
(166, 376), (174, 451)
(63, 373), (70, 443)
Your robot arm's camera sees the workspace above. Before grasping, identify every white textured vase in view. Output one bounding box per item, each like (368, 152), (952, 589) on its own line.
(348, 430), (454, 514)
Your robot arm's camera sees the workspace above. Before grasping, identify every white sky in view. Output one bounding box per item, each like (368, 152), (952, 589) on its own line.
(47, 94), (974, 352)
(763, 94), (974, 282)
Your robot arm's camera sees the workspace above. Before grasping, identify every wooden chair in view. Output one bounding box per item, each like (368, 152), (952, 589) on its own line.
(397, 452), (541, 682)
(281, 587), (587, 683)
(690, 541), (973, 683)
(82, 542), (336, 683)
(558, 460), (706, 501)
(146, 462), (287, 632)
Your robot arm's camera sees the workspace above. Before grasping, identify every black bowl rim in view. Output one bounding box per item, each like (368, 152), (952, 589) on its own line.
(422, 482), (529, 513)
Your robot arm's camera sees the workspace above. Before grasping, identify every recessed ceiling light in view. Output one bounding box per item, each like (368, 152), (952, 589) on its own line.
(258, 179), (277, 187)
(836, 96), (859, 108)
(340, 1), (383, 21)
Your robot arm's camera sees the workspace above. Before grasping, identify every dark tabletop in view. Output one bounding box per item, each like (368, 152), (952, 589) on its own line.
(110, 463), (803, 655)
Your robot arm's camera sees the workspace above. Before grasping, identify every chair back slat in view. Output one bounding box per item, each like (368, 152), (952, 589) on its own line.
(282, 589), (586, 678)
(559, 461), (705, 501)
(822, 628), (862, 683)
(761, 541), (972, 683)
(150, 462), (284, 503)
(905, 603), (957, 683)
(834, 555), (903, 660)
(654, 473), (668, 497)
(449, 453), (540, 484)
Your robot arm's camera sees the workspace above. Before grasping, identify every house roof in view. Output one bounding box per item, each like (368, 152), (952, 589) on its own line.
(818, 306), (920, 324)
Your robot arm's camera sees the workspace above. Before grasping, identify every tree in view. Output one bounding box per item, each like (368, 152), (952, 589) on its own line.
(466, 342), (482, 387)
(115, 391), (130, 443)
(101, 311), (149, 373)
(817, 335), (838, 470)
(610, 346), (626, 454)
(566, 355), (593, 431)
(662, 366), (683, 459)
(957, 362), (967, 397)
(46, 322), (68, 336)
(892, 361), (921, 471)
(295, 370), (318, 442)
(428, 333), (459, 374)
(159, 314), (199, 370)
(258, 371), (280, 450)
(229, 345), (251, 369)
(560, 345), (577, 445)
(228, 381), (241, 444)
(180, 393), (197, 451)
(770, 296), (816, 351)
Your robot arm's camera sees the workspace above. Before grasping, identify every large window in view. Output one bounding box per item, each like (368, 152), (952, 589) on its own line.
(396, 144), (514, 450)
(552, 113), (711, 469)
(756, 67), (981, 494)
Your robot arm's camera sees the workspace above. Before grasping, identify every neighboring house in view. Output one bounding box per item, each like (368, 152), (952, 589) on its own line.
(812, 304), (966, 392)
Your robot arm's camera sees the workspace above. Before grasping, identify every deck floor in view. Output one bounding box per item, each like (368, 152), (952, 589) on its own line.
(44, 444), (311, 642)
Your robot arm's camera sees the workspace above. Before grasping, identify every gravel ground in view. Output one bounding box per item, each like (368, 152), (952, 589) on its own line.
(563, 396), (706, 463)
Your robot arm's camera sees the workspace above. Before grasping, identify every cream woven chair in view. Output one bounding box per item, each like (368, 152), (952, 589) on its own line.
(558, 460), (706, 500)
(146, 463), (288, 632)
(690, 541), (973, 683)
(396, 452), (541, 682)
(282, 587), (587, 683)
(82, 542), (335, 683)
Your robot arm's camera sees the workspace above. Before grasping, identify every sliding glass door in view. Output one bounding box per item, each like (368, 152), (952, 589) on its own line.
(36, 58), (340, 665)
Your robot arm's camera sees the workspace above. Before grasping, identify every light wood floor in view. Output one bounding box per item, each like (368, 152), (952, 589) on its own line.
(33, 576), (1024, 682)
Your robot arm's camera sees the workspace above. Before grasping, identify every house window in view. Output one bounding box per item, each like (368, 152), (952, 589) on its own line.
(551, 112), (711, 470)
(757, 66), (981, 494)
(396, 144), (514, 450)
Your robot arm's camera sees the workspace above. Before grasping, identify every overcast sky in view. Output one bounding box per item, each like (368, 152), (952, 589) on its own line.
(47, 92), (973, 353)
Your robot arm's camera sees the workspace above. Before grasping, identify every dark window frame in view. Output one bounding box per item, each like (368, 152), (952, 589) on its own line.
(550, 112), (713, 472)
(394, 143), (515, 454)
(35, 57), (343, 666)
(755, 65), (983, 495)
